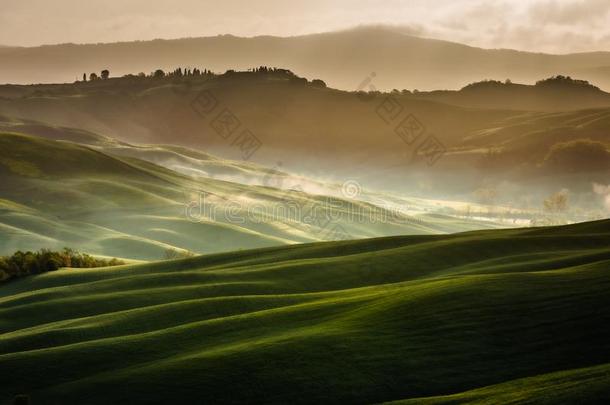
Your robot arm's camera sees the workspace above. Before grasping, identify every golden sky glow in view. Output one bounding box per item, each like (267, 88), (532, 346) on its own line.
(1, 0), (610, 53)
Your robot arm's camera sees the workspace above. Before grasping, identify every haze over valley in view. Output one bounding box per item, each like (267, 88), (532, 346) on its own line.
(0, 2), (609, 403)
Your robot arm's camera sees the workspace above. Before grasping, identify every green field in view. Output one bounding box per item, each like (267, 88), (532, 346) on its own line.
(1, 220), (609, 403)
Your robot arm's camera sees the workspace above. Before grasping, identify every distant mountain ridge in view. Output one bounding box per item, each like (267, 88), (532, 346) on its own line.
(2, 26), (610, 90)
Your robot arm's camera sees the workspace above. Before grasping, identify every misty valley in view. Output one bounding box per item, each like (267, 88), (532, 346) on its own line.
(0, 11), (609, 405)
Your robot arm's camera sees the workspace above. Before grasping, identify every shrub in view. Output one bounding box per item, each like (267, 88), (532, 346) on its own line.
(311, 79), (327, 88)
(0, 248), (124, 283)
(543, 139), (610, 172)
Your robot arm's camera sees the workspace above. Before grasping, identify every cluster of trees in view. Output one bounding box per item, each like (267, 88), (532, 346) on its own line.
(543, 139), (610, 172)
(543, 190), (569, 214)
(77, 66), (327, 87)
(83, 69), (110, 81)
(528, 190), (571, 226)
(149, 67), (215, 78)
(462, 79), (514, 90)
(462, 75), (599, 91)
(0, 248), (124, 282)
(204, 66), (327, 87)
(535, 75), (598, 89)
(247, 66), (295, 75)
(81, 67), (216, 82)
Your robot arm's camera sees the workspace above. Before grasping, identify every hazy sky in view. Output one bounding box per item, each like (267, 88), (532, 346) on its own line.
(2, 0), (610, 53)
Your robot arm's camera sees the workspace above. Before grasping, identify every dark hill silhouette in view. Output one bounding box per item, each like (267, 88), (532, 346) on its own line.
(0, 70), (608, 197)
(413, 75), (610, 111)
(2, 27), (610, 91)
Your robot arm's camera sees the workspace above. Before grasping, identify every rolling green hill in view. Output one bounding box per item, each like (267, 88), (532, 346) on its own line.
(0, 130), (503, 260)
(0, 220), (609, 403)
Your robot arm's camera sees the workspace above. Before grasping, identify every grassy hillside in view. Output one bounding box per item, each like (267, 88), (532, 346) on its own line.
(392, 363), (610, 404)
(0, 220), (609, 403)
(0, 130), (502, 259)
(0, 116), (293, 184)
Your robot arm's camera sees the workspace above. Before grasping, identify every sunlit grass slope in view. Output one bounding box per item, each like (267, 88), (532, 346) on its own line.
(0, 132), (292, 258)
(0, 130), (505, 259)
(0, 220), (609, 403)
(392, 362), (610, 404)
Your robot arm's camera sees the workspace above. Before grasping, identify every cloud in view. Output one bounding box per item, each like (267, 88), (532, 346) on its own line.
(427, 0), (610, 53)
(343, 23), (427, 37)
(528, 0), (610, 26)
(1, 0), (610, 53)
